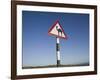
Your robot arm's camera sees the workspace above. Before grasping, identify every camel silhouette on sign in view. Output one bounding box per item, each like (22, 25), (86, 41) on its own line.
(56, 26), (62, 36)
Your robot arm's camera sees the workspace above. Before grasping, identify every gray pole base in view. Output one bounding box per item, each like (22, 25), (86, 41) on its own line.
(57, 60), (60, 67)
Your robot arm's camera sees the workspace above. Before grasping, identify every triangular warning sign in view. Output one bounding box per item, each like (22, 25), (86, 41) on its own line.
(48, 20), (67, 39)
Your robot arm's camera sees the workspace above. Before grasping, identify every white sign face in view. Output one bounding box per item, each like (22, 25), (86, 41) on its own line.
(48, 21), (67, 39)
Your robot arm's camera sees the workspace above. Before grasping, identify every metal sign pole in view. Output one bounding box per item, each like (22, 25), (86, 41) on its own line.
(56, 37), (60, 67)
(48, 20), (67, 67)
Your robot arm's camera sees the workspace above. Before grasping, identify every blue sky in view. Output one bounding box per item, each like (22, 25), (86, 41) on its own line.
(22, 11), (89, 67)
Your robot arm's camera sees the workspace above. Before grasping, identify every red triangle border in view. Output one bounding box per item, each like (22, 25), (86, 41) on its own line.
(48, 20), (68, 39)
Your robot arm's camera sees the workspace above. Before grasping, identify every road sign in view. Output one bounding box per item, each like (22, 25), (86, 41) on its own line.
(48, 20), (67, 39)
(48, 20), (67, 67)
